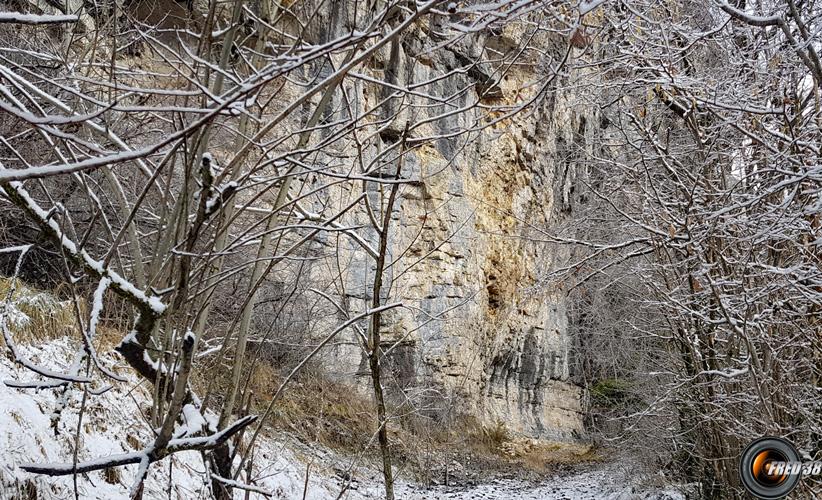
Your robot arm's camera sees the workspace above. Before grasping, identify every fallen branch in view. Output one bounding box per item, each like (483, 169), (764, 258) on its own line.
(0, 177), (168, 388)
(19, 415), (258, 476)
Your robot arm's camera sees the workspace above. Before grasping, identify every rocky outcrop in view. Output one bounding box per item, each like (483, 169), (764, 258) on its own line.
(310, 19), (591, 440)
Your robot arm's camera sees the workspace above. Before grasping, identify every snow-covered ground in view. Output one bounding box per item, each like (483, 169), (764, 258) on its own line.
(0, 337), (389, 499)
(0, 336), (685, 499)
(399, 467), (686, 500)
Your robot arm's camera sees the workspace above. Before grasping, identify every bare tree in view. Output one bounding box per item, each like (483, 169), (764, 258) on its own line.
(544, 1), (821, 498)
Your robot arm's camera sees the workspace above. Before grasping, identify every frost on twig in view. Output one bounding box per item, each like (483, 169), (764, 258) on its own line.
(211, 474), (273, 497)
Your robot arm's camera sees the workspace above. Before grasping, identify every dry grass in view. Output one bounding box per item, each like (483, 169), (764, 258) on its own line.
(0, 278), (81, 345)
(0, 277), (127, 369)
(241, 362), (600, 480)
(95, 324), (128, 353)
(102, 466), (121, 485)
(429, 414), (598, 468)
(248, 363), (378, 452)
(507, 440), (599, 473)
(8, 479), (38, 500)
(479, 418), (511, 452)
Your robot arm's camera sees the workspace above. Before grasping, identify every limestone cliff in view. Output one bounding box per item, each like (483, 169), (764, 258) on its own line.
(305, 18), (591, 441)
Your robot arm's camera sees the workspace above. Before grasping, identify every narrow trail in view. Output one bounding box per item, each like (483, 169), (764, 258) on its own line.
(396, 465), (686, 500)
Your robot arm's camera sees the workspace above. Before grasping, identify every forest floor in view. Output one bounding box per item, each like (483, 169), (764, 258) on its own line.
(0, 334), (690, 499)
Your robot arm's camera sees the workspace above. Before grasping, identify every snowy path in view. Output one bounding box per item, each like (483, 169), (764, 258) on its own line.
(397, 467), (686, 500)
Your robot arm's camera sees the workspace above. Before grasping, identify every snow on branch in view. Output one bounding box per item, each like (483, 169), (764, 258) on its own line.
(211, 475), (273, 497)
(4, 379), (68, 389)
(79, 277), (127, 383)
(0, 179), (165, 315)
(1, 322), (93, 384)
(19, 415), (258, 476)
(294, 203), (378, 259)
(0, 167), (172, 396)
(697, 367), (750, 379)
(716, 1), (783, 27)
(0, 12), (78, 24)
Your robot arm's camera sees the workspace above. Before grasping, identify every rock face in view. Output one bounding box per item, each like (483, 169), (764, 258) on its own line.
(379, 102), (586, 440)
(307, 16), (590, 441)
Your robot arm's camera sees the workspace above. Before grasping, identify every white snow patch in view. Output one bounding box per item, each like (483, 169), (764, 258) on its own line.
(178, 404), (206, 438)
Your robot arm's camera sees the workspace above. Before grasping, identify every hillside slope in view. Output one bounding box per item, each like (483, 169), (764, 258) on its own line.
(0, 337), (385, 499)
